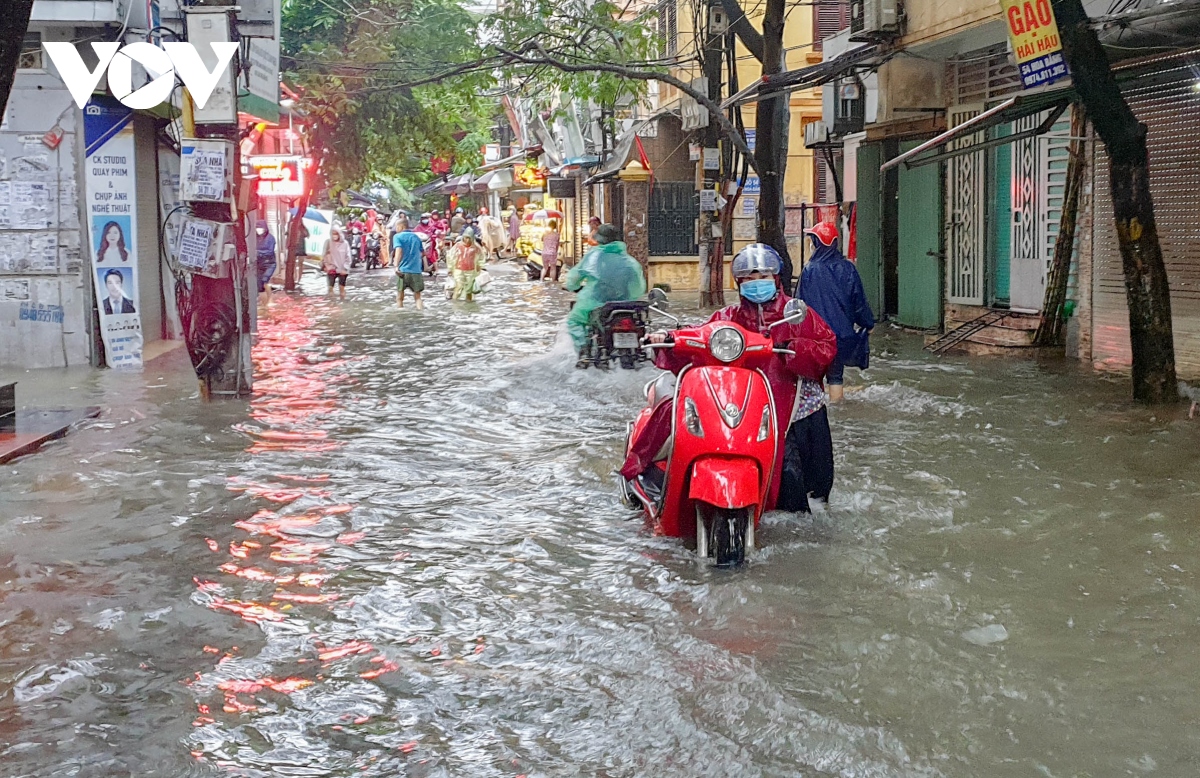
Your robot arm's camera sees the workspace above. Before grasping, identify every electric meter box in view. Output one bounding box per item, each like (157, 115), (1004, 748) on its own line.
(180, 139), (234, 203)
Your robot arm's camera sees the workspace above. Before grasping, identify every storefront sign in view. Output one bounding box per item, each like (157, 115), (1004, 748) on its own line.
(515, 164), (547, 188)
(1001, 0), (1069, 88)
(83, 97), (143, 369)
(249, 155), (305, 197)
(547, 177), (575, 198)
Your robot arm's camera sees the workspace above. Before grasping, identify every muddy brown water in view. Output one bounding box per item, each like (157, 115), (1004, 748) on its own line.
(2, 264), (1198, 777)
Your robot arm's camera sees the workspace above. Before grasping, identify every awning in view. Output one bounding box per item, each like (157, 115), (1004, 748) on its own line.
(438, 173), (475, 195)
(340, 189), (376, 208)
(411, 178), (447, 197)
(880, 85), (1074, 171)
(487, 169), (513, 191)
(582, 109), (669, 185)
(723, 43), (892, 109)
(477, 151), (526, 173)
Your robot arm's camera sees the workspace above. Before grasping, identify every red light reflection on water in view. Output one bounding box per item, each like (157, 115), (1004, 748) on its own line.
(191, 297), (391, 764)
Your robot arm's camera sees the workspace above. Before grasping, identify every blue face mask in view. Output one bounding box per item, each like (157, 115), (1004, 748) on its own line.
(739, 278), (777, 304)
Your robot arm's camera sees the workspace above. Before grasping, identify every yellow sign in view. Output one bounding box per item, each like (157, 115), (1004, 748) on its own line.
(1000, 0), (1069, 88)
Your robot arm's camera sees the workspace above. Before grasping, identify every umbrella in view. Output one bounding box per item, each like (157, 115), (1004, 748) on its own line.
(289, 207), (329, 224)
(523, 209), (563, 221)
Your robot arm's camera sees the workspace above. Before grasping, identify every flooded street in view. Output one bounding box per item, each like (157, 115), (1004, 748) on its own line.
(2, 264), (1199, 777)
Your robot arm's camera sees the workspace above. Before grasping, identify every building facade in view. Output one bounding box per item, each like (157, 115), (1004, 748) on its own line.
(1, 0), (280, 370)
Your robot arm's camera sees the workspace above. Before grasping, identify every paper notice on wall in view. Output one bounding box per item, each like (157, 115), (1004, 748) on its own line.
(181, 142), (229, 201)
(1, 278), (31, 301)
(158, 147), (183, 255)
(84, 96), (143, 369)
(12, 182), (51, 229)
(14, 155), (51, 177)
(177, 219), (215, 270)
(0, 182), (10, 229)
(29, 233), (58, 272)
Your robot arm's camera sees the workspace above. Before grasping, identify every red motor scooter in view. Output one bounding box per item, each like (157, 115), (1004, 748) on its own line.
(621, 295), (808, 566)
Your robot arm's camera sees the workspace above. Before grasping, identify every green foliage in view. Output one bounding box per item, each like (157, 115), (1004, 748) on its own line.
(481, 0), (662, 107)
(281, 0), (493, 194)
(280, 0), (663, 196)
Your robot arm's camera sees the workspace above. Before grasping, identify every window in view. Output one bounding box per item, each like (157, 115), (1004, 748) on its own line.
(657, 0), (677, 58)
(814, 2), (851, 52)
(18, 32), (42, 70)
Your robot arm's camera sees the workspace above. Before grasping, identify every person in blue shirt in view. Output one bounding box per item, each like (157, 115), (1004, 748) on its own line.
(798, 221), (875, 403)
(393, 225), (427, 309)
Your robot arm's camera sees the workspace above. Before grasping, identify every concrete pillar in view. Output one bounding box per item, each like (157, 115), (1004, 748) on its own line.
(618, 161), (651, 271)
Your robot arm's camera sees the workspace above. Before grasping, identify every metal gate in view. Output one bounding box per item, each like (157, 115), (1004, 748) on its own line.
(1009, 112), (1072, 311)
(1091, 61), (1200, 379)
(648, 182), (698, 255)
(945, 104), (986, 305)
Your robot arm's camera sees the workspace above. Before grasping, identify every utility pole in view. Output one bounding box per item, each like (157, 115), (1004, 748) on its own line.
(698, 4), (725, 307)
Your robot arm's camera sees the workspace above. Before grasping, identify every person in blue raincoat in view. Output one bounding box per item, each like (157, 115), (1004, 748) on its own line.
(564, 223), (647, 365)
(798, 221), (875, 403)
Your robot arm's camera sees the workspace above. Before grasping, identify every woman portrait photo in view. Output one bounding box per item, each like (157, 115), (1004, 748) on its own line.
(101, 268), (136, 315)
(96, 219), (130, 265)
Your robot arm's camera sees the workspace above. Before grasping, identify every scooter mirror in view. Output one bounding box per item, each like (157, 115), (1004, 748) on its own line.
(648, 288), (668, 308)
(784, 298), (807, 320)
(768, 299), (808, 329)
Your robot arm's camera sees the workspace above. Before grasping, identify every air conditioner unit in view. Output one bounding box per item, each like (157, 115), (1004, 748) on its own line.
(850, 0), (900, 39)
(804, 121), (831, 149)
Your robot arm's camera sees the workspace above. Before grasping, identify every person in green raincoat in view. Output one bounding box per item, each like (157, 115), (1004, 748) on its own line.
(564, 224), (647, 364)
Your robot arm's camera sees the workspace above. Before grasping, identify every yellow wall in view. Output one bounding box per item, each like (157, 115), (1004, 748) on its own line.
(664, 0), (822, 208)
(648, 256), (738, 291)
(901, 0), (1002, 48)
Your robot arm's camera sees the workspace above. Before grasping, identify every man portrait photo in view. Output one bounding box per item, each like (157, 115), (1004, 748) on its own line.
(102, 268), (137, 315)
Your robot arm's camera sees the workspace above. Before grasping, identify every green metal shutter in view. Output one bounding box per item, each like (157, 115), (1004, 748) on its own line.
(855, 142), (883, 315)
(992, 124), (1012, 304)
(897, 140), (942, 329)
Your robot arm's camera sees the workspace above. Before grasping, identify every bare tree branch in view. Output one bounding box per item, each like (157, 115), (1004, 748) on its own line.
(498, 43), (760, 175)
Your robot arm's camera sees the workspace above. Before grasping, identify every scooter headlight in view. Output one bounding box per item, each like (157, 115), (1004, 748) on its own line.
(709, 326), (745, 363)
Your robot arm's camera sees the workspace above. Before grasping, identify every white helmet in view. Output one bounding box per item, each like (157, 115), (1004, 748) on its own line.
(731, 243), (783, 279)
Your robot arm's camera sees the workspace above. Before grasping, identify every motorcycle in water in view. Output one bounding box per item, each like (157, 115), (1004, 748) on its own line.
(365, 233), (382, 270)
(417, 232), (435, 274)
(577, 298), (655, 370)
(524, 249), (543, 281)
(348, 227), (364, 268)
(621, 297), (809, 566)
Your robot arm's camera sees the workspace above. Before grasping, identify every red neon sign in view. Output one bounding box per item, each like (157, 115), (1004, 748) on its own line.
(250, 155), (306, 197)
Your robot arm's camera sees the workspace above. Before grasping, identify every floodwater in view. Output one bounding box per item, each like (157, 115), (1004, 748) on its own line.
(2, 264), (1199, 777)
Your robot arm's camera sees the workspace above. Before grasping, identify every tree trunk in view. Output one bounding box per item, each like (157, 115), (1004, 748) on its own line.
(1053, 0), (1177, 403)
(1034, 104), (1086, 347)
(753, 0), (792, 289)
(0, 0), (36, 116)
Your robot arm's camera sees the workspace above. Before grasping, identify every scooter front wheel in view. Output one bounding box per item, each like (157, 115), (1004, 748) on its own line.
(697, 504), (751, 567)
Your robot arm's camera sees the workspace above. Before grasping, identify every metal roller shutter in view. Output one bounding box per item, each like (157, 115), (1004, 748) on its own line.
(1091, 63), (1200, 379)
